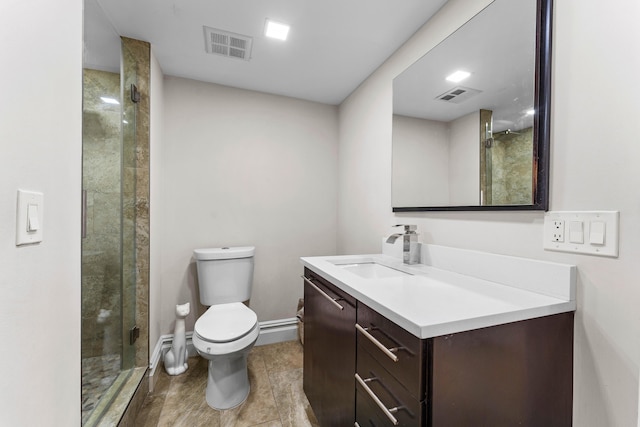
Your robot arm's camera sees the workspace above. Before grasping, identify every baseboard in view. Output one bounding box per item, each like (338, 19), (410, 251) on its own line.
(148, 317), (299, 392)
(148, 332), (197, 392)
(255, 317), (299, 346)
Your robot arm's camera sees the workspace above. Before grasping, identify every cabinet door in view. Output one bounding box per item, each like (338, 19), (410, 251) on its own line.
(303, 269), (356, 426)
(431, 312), (574, 427)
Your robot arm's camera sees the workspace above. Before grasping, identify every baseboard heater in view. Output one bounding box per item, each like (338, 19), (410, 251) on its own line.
(148, 317), (298, 391)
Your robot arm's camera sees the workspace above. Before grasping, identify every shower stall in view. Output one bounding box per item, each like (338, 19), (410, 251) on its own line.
(480, 109), (534, 206)
(82, 0), (150, 424)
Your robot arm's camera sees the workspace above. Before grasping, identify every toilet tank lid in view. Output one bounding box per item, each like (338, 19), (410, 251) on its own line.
(194, 246), (255, 260)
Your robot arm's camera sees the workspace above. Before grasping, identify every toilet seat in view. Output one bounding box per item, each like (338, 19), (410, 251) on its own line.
(193, 303), (259, 356)
(195, 303), (257, 342)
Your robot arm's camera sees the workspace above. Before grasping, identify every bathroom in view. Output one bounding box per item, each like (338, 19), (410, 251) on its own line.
(1, 0), (640, 426)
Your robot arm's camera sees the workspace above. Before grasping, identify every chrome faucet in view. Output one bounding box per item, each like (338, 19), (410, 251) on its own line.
(386, 224), (419, 265)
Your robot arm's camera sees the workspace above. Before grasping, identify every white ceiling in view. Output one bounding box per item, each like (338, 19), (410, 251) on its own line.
(86, 0), (448, 105)
(393, 0), (536, 132)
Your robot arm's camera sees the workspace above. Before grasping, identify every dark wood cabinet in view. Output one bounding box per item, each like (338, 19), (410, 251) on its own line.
(302, 268), (356, 426)
(355, 302), (427, 426)
(304, 270), (574, 427)
(430, 311), (574, 427)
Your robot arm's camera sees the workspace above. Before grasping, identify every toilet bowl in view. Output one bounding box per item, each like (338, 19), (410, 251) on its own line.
(192, 246), (258, 410)
(193, 303), (259, 410)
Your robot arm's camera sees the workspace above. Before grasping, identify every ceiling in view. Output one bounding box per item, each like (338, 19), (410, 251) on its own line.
(393, 0), (536, 132)
(85, 0), (448, 105)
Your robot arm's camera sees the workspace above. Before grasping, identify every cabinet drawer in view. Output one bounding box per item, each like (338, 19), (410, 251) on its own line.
(356, 387), (396, 427)
(357, 302), (426, 400)
(356, 348), (423, 426)
(304, 268), (356, 307)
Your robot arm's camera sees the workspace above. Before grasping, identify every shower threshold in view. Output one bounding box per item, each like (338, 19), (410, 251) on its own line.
(83, 366), (146, 426)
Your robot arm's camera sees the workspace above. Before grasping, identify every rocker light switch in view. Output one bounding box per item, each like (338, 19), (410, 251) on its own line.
(27, 204), (40, 231)
(569, 221), (584, 244)
(16, 190), (44, 245)
(590, 221), (605, 245)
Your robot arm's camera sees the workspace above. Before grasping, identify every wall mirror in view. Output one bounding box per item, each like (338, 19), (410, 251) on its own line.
(392, 0), (551, 212)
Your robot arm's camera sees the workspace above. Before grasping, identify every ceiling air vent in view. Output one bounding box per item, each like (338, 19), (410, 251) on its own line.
(435, 86), (482, 104)
(203, 26), (253, 61)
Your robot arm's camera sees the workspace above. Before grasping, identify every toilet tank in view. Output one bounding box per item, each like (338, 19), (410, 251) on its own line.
(193, 246), (255, 306)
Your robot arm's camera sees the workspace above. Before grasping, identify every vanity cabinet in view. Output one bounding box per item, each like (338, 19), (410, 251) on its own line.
(303, 270), (574, 427)
(354, 302), (573, 426)
(302, 268), (356, 426)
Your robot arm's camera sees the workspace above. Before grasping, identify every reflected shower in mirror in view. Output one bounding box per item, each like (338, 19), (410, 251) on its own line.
(392, 0), (551, 211)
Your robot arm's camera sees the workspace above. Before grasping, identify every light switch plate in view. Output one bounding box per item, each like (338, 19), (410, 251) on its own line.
(544, 211), (619, 257)
(16, 189), (44, 246)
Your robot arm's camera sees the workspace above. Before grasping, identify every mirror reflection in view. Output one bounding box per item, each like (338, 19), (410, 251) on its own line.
(392, 0), (548, 210)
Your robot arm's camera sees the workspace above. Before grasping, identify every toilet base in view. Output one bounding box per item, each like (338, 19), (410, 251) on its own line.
(205, 353), (250, 410)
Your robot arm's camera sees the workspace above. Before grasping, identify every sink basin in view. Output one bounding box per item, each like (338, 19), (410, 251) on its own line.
(336, 262), (411, 279)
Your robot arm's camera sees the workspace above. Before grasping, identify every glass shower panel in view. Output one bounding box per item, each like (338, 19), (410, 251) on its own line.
(480, 109), (493, 205)
(82, 1), (137, 424)
(120, 66), (137, 372)
(83, 1), (150, 420)
(81, 68), (124, 422)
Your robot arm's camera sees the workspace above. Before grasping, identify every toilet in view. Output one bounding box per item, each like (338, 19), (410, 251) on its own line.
(192, 246), (259, 410)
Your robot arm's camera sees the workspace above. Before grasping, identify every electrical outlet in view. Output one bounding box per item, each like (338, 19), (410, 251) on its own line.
(552, 220), (565, 242)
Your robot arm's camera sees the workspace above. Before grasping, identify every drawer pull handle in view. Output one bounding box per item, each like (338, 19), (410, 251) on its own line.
(355, 323), (401, 362)
(302, 275), (344, 311)
(355, 373), (400, 426)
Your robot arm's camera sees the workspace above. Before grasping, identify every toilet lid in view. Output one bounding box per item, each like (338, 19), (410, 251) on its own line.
(194, 303), (258, 343)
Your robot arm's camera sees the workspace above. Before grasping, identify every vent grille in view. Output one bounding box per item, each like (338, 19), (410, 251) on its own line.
(435, 86), (482, 104)
(203, 26), (253, 61)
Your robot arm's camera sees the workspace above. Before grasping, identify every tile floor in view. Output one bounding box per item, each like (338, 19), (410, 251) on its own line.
(135, 340), (319, 427)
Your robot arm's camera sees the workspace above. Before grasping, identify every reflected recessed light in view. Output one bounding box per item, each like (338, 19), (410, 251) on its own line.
(526, 109), (535, 115)
(446, 70), (471, 83)
(100, 97), (120, 105)
(265, 19), (290, 41)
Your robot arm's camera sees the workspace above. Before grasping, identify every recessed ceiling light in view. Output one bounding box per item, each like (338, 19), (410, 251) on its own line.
(526, 109), (535, 115)
(100, 97), (120, 105)
(445, 70), (471, 83)
(265, 19), (290, 41)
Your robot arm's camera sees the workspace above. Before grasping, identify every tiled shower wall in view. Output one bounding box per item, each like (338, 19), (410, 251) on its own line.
(82, 69), (122, 359)
(490, 127), (533, 205)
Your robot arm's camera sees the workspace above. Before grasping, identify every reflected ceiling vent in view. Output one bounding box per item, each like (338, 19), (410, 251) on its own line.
(203, 26), (253, 61)
(436, 86), (482, 104)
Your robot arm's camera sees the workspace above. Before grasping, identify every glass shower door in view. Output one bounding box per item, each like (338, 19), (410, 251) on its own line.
(82, 1), (137, 423)
(81, 66), (126, 423)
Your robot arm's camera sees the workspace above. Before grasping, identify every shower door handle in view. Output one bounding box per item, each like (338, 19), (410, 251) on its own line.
(81, 189), (87, 239)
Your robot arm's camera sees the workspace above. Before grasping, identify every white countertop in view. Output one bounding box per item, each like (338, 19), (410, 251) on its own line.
(301, 245), (576, 339)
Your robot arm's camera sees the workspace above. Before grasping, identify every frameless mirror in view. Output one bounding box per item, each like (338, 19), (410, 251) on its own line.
(392, 0), (551, 211)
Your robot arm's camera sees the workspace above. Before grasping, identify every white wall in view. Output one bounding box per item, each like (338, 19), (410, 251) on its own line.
(392, 115), (449, 206)
(392, 111), (479, 207)
(449, 111), (479, 205)
(0, 0), (82, 425)
(338, 0), (491, 254)
(158, 77), (338, 333)
(149, 49), (164, 353)
(338, 0), (640, 425)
